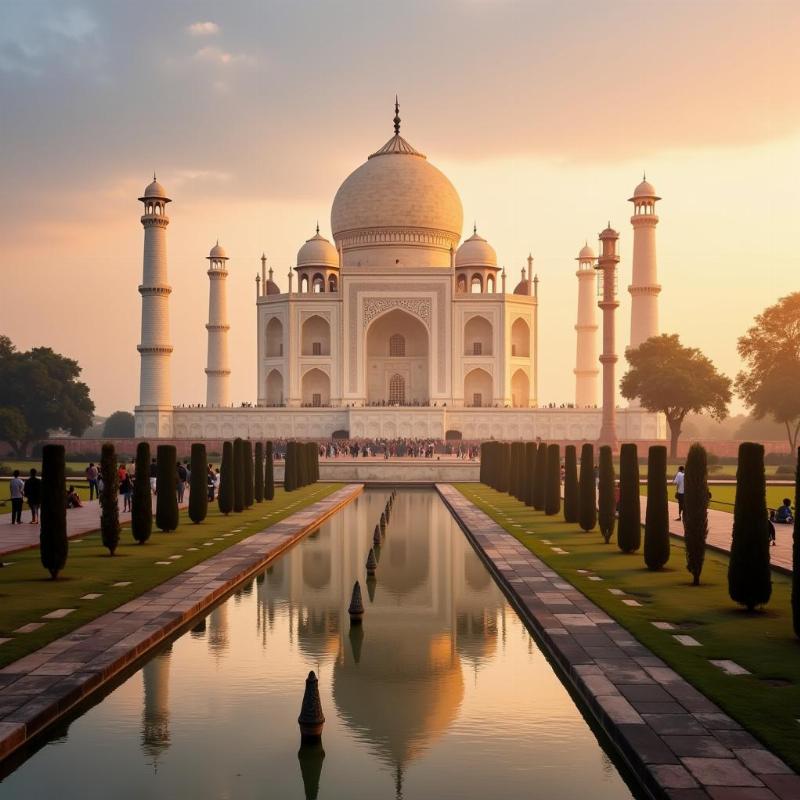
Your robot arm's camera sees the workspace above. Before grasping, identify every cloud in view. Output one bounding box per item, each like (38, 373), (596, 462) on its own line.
(194, 45), (253, 66)
(187, 21), (219, 36)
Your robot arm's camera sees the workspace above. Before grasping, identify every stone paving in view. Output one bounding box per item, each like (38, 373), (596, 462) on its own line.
(0, 484), (363, 762)
(436, 484), (799, 800)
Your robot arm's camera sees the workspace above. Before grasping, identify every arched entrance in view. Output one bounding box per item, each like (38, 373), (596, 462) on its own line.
(366, 309), (429, 405)
(511, 368), (530, 407)
(302, 368), (330, 407)
(265, 369), (284, 406)
(464, 368), (492, 407)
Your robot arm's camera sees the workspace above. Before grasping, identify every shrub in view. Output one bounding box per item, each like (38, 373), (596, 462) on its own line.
(233, 438), (245, 512)
(644, 445), (670, 570)
(545, 444), (561, 516)
(188, 443), (208, 524)
(218, 441), (234, 514)
(793, 447), (800, 638)
(156, 445), (179, 532)
(533, 443), (547, 511)
(578, 443), (597, 532)
(617, 443), (641, 553)
(243, 440), (254, 508)
(728, 442), (772, 611)
(563, 445), (578, 523)
(40, 444), (68, 579)
(265, 441), (275, 500)
(597, 445), (616, 544)
(254, 442), (264, 503)
(684, 443), (709, 585)
(131, 441), (152, 544)
(99, 442), (120, 555)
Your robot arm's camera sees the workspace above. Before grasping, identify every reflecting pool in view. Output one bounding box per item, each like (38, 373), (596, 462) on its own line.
(1, 489), (637, 798)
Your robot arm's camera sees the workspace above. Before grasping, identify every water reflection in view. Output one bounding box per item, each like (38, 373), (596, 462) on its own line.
(141, 647), (172, 771)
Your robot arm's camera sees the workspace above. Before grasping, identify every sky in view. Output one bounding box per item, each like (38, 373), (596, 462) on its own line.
(2, 0), (799, 416)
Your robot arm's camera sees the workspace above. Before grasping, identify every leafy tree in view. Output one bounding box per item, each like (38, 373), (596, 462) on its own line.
(218, 441), (234, 514)
(0, 407), (27, 453)
(131, 441), (152, 544)
(265, 441), (275, 501)
(533, 443), (547, 511)
(156, 445), (179, 531)
(545, 444), (561, 516)
(793, 448), (800, 638)
(103, 411), (135, 437)
(254, 442), (264, 503)
(728, 442), (772, 611)
(644, 445), (670, 570)
(188, 443), (208, 524)
(736, 292), (800, 452)
(617, 443), (641, 553)
(597, 445), (616, 544)
(563, 445), (578, 523)
(578, 443), (597, 532)
(0, 336), (94, 456)
(243, 440), (254, 508)
(233, 438), (245, 511)
(684, 443), (709, 585)
(621, 334), (732, 458)
(40, 444), (68, 578)
(99, 442), (120, 555)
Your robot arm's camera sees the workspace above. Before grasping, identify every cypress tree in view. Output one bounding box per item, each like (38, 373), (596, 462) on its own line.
(265, 440), (275, 500)
(545, 443), (561, 516)
(243, 440), (254, 508)
(578, 443), (597, 532)
(598, 445), (616, 544)
(298, 442), (309, 488)
(496, 443), (510, 493)
(40, 443), (68, 579)
(729, 442), (772, 611)
(254, 442), (264, 503)
(233, 438), (245, 512)
(508, 442), (518, 498)
(533, 442), (547, 511)
(792, 448), (800, 638)
(284, 441), (297, 492)
(617, 443), (641, 553)
(218, 441), (234, 514)
(563, 445), (579, 523)
(684, 442), (709, 585)
(524, 442), (536, 506)
(99, 442), (120, 555)
(482, 442), (495, 489)
(132, 441), (153, 544)
(516, 442), (528, 501)
(188, 442), (208, 523)
(156, 444), (179, 532)
(644, 445), (670, 570)
(479, 442), (487, 485)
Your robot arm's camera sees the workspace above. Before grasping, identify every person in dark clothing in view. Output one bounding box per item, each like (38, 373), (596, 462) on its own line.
(149, 458), (158, 494)
(9, 470), (24, 524)
(23, 468), (42, 523)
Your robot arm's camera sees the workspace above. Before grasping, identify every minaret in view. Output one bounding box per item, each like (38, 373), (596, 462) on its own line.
(595, 225), (619, 448)
(574, 244), (599, 407)
(628, 175), (661, 349)
(137, 176), (173, 423)
(205, 242), (231, 408)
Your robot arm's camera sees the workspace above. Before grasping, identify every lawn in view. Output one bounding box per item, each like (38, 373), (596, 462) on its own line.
(0, 460), (97, 478)
(639, 482), (792, 514)
(0, 483), (342, 669)
(0, 485), (92, 516)
(454, 483), (800, 773)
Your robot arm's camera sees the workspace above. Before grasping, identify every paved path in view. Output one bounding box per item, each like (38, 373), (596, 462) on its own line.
(438, 484), (799, 800)
(0, 483), (363, 763)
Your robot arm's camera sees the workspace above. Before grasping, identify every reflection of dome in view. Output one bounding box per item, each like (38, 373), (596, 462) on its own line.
(297, 607), (340, 662)
(455, 230), (497, 268)
(297, 230), (338, 268)
(379, 532), (429, 595)
(456, 610), (499, 665)
(302, 548), (332, 590)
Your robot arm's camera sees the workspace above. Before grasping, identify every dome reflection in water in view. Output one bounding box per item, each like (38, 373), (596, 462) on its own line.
(1, 489), (637, 799)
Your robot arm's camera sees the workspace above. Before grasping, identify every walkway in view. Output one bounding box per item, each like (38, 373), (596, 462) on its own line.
(437, 484), (798, 800)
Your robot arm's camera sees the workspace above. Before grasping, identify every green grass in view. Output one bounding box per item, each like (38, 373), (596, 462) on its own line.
(0, 483), (342, 668)
(454, 483), (800, 773)
(0, 460), (97, 478)
(0, 485), (92, 515)
(639, 483), (792, 513)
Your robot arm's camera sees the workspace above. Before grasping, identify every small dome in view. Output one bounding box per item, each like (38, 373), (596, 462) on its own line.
(514, 279), (530, 295)
(455, 230), (497, 268)
(631, 178), (659, 200)
(265, 279), (281, 295)
(297, 229), (338, 269)
(142, 178), (168, 199)
(209, 241), (227, 259)
(600, 224), (618, 238)
(577, 243), (596, 260)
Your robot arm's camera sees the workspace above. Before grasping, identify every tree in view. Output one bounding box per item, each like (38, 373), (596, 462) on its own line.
(131, 441), (152, 544)
(621, 334), (732, 458)
(298, 441), (309, 488)
(684, 443), (709, 585)
(578, 443), (597, 532)
(99, 442), (120, 555)
(103, 411), (135, 437)
(524, 442), (536, 506)
(40, 444), (68, 578)
(189, 443), (208, 524)
(498, 443), (510, 494)
(0, 337), (94, 456)
(644, 445), (670, 570)
(156, 445), (179, 531)
(254, 442), (264, 503)
(563, 445), (578, 523)
(233, 438), (245, 511)
(728, 442), (772, 611)
(533, 443), (547, 511)
(598, 445), (616, 544)
(545, 444), (561, 516)
(736, 293), (800, 452)
(0, 407), (27, 454)
(218, 441), (234, 514)
(617, 443), (641, 553)
(265, 441), (275, 501)
(243, 440), (254, 508)
(284, 441), (297, 492)
(793, 448), (800, 638)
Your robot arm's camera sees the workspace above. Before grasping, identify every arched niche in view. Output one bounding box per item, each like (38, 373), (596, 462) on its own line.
(511, 368), (530, 407)
(302, 315), (331, 356)
(266, 369), (284, 405)
(464, 368), (492, 408)
(302, 368), (330, 407)
(265, 318), (284, 357)
(464, 315), (492, 356)
(511, 317), (530, 358)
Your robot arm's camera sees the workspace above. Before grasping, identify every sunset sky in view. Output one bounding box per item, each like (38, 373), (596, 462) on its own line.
(2, 0), (799, 416)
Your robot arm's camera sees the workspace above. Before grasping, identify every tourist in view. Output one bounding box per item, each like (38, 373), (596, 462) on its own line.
(207, 464), (216, 501)
(176, 461), (188, 503)
(23, 468), (41, 524)
(9, 469), (24, 525)
(119, 470), (133, 513)
(66, 485), (83, 508)
(772, 498), (793, 526)
(149, 457), (158, 494)
(85, 462), (99, 500)
(673, 466), (685, 521)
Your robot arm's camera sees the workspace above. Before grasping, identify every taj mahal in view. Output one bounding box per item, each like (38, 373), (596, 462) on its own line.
(134, 102), (665, 443)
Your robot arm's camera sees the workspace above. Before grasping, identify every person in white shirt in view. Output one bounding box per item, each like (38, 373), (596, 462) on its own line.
(9, 470), (24, 524)
(673, 466), (686, 521)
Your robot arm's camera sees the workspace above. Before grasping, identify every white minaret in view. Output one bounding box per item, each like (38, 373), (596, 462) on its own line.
(137, 176), (173, 426)
(205, 242), (231, 408)
(628, 175), (661, 349)
(574, 243), (599, 407)
(596, 224), (619, 448)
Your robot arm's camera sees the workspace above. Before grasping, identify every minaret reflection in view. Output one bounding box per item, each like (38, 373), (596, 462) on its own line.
(208, 602), (230, 658)
(297, 741), (326, 800)
(141, 646), (172, 771)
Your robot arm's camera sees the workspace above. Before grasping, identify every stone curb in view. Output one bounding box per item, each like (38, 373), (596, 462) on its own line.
(0, 484), (363, 764)
(436, 484), (799, 800)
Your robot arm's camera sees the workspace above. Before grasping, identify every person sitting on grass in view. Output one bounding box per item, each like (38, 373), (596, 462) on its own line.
(66, 486), (83, 509)
(772, 498), (794, 525)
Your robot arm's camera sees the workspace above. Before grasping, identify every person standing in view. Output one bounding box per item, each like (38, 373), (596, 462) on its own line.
(673, 465), (686, 521)
(119, 470), (133, 513)
(149, 457), (158, 494)
(176, 461), (187, 504)
(85, 462), (99, 500)
(9, 470), (24, 524)
(23, 468), (42, 524)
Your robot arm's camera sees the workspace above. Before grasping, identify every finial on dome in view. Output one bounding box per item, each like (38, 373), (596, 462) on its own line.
(473, 221), (477, 235)
(643, 170), (646, 181)
(261, 252), (266, 264)
(269, 267), (273, 279)
(315, 221), (320, 235)
(393, 96), (400, 135)
(153, 171), (157, 181)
